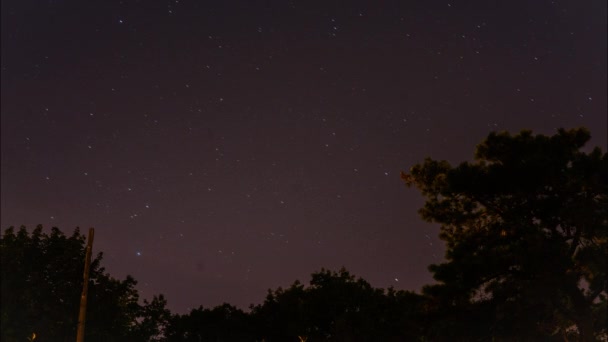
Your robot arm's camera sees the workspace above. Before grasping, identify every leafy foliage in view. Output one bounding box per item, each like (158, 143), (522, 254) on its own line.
(164, 303), (253, 342)
(164, 268), (428, 341)
(0, 225), (168, 342)
(402, 128), (607, 341)
(249, 268), (428, 342)
(3, 127), (605, 341)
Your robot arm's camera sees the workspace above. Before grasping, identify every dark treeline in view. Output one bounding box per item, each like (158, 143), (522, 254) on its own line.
(0, 226), (429, 341)
(1, 226), (425, 342)
(1, 128), (606, 341)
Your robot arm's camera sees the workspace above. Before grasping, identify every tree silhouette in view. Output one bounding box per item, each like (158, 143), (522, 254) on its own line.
(402, 128), (607, 341)
(249, 268), (427, 341)
(0, 225), (168, 342)
(3, 128), (604, 341)
(164, 303), (254, 342)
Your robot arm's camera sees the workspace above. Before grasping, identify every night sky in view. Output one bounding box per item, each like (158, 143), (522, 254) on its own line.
(1, 0), (606, 313)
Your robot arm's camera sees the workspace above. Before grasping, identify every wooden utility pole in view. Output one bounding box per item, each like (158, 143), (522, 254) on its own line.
(76, 228), (95, 342)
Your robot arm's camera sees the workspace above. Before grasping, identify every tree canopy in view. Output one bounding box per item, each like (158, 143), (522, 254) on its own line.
(2, 127), (606, 341)
(0, 225), (169, 342)
(249, 268), (427, 342)
(402, 127), (607, 341)
(1, 226), (426, 342)
(165, 268), (427, 342)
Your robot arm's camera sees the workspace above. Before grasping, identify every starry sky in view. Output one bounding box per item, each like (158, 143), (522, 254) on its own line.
(1, 0), (606, 313)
